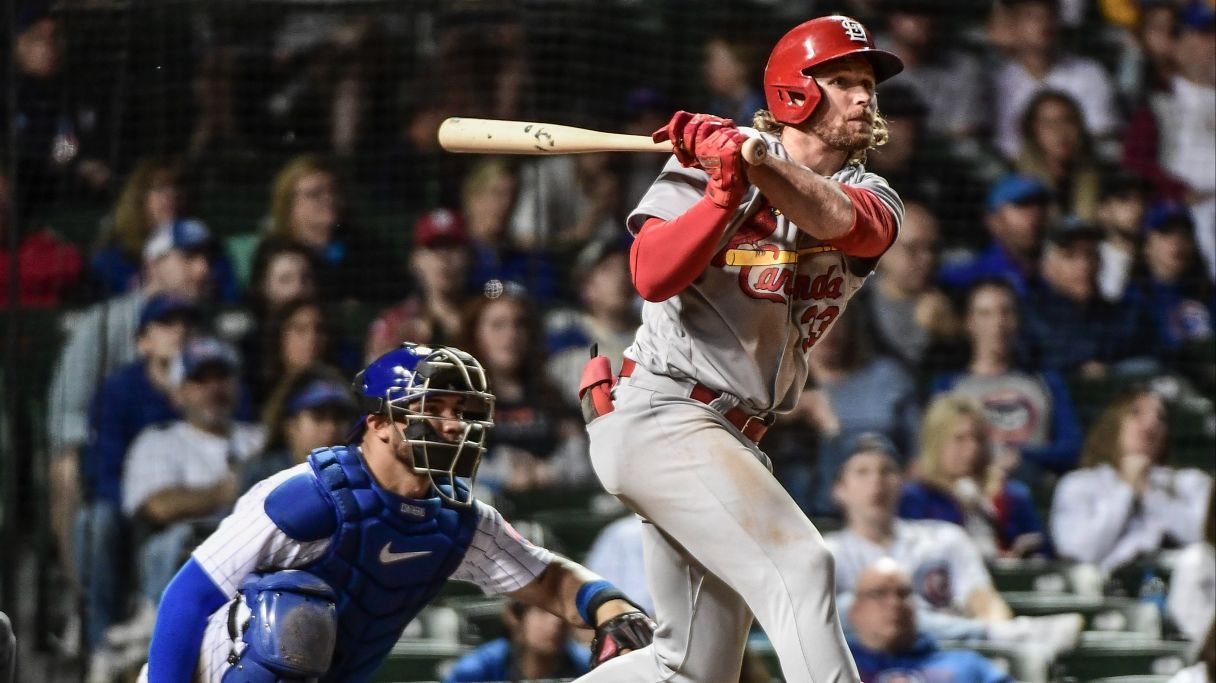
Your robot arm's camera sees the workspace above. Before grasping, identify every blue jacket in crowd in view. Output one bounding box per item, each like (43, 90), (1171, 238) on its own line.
(1023, 283), (1155, 374)
(939, 242), (1034, 299)
(82, 359), (178, 506)
(899, 480), (1053, 557)
(444, 637), (589, 683)
(849, 634), (1014, 683)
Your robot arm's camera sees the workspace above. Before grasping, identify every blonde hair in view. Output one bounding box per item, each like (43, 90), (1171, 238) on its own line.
(111, 156), (180, 258)
(914, 394), (991, 491)
(460, 157), (516, 206)
(752, 108), (889, 166)
(269, 155), (338, 239)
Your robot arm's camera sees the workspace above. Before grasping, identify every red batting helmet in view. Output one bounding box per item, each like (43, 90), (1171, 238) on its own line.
(763, 15), (904, 125)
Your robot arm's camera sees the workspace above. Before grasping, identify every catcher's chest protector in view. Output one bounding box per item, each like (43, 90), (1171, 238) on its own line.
(269, 446), (478, 683)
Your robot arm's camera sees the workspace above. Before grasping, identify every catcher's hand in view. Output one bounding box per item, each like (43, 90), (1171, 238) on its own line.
(590, 611), (656, 668)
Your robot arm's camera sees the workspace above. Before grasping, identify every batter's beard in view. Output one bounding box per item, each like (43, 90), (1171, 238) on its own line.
(810, 118), (872, 153)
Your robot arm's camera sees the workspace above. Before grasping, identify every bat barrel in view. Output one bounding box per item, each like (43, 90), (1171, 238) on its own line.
(438, 117), (669, 155)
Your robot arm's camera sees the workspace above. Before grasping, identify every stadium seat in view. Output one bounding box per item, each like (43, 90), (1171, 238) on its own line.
(440, 595), (509, 644)
(1053, 638), (1190, 681)
(368, 639), (470, 683)
(526, 509), (623, 562)
(1001, 592), (1161, 636)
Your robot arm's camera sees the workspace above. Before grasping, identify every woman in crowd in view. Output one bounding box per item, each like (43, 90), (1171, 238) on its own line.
(1015, 90), (1103, 221)
(250, 295), (350, 406)
(1052, 387), (1213, 572)
(236, 238), (318, 377)
(900, 394), (1051, 559)
(931, 278), (1084, 476)
(458, 287), (589, 492)
(264, 154), (396, 302)
(240, 365), (357, 491)
(91, 157), (182, 296)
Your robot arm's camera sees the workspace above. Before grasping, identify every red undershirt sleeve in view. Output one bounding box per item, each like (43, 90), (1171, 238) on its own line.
(629, 197), (736, 302)
(829, 184), (900, 259)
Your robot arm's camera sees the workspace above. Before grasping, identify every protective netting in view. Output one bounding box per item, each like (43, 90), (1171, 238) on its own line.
(2, 1), (1214, 681)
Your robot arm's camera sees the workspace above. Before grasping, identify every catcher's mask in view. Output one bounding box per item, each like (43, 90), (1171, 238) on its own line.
(353, 343), (494, 507)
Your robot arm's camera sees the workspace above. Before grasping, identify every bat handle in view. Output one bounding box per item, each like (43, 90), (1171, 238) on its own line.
(741, 137), (768, 166)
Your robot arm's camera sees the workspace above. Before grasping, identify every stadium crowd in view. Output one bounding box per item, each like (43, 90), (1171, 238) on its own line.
(1, 0), (1214, 681)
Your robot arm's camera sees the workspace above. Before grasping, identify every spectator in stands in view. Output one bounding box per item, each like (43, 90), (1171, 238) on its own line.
(703, 35), (764, 125)
(1026, 217), (1156, 376)
(509, 151), (624, 252)
(939, 174), (1051, 298)
(0, 168), (82, 308)
(866, 85), (987, 245)
(1122, 1), (1216, 279)
(825, 433), (1083, 654)
(460, 288), (589, 492)
(546, 239), (639, 407)
(800, 307), (920, 514)
(461, 158), (559, 302)
(859, 201), (960, 375)
(75, 295), (197, 658)
(264, 155), (395, 303)
(4, 3), (111, 217)
(932, 279), (1083, 475)
(239, 366), (356, 491)
(444, 600), (589, 683)
(875, 1), (988, 142)
(990, 0), (1120, 159)
(90, 157), (182, 297)
(1096, 170), (1153, 302)
(47, 217), (215, 610)
(585, 515), (653, 616)
(236, 238), (318, 377)
(250, 296), (349, 407)
(1015, 90), (1103, 221)
(1052, 387), (1214, 573)
(1168, 485), (1215, 645)
(847, 559), (1014, 683)
(118, 337), (263, 645)
(900, 394), (1051, 559)
(365, 208), (472, 361)
(1114, 0), (1181, 99)
(1127, 201), (1215, 355)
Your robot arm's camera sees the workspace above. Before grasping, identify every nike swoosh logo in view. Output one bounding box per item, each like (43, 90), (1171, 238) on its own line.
(379, 543), (432, 564)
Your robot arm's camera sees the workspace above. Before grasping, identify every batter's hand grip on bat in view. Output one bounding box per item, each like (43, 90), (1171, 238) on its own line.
(578, 346), (616, 425)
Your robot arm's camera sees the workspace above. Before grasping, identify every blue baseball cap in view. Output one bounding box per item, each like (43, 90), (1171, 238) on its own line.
(143, 218), (214, 262)
(1144, 200), (1195, 234)
(987, 174), (1051, 212)
(174, 337), (239, 385)
(285, 379), (358, 417)
(1181, 0), (1216, 32)
(137, 294), (199, 332)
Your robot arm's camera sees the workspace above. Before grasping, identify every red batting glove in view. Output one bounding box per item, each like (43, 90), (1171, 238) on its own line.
(652, 111), (736, 168)
(697, 128), (750, 208)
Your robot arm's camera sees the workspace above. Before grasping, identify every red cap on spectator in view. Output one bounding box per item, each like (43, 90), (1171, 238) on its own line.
(413, 209), (468, 249)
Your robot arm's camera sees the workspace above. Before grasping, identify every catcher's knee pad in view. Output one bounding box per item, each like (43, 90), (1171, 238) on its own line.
(222, 571), (337, 682)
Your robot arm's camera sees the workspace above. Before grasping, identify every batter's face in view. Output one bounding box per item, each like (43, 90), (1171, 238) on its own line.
(804, 56), (877, 154)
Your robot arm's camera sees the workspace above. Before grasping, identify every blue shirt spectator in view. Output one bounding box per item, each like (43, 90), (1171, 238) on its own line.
(444, 603), (590, 683)
(1025, 220), (1156, 375)
(940, 175), (1051, 298)
(850, 634), (1013, 683)
(900, 480), (1051, 558)
(845, 559), (1014, 683)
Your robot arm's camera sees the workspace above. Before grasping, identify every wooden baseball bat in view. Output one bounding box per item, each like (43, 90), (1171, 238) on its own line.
(437, 117), (768, 165)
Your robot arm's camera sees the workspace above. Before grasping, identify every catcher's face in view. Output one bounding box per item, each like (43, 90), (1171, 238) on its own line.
(805, 55), (877, 153)
(411, 393), (470, 445)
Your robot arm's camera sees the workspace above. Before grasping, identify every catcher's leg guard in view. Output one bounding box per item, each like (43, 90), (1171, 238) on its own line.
(221, 571), (337, 683)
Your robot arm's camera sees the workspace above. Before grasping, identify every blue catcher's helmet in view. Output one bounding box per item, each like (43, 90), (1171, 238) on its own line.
(353, 343), (495, 506)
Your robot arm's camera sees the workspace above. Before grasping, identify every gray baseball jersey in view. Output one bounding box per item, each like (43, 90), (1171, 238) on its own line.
(576, 132), (903, 683)
(625, 128), (904, 414)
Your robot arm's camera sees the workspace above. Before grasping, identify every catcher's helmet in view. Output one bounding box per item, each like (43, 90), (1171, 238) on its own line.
(353, 343), (495, 506)
(763, 15), (904, 125)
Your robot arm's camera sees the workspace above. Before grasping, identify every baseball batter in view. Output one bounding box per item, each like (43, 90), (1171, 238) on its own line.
(139, 344), (654, 682)
(577, 16), (904, 683)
